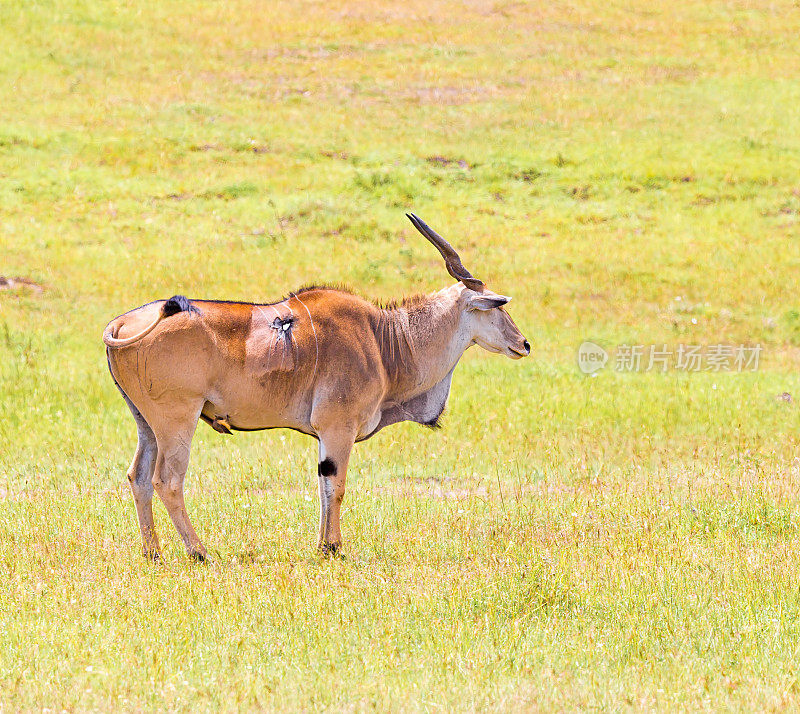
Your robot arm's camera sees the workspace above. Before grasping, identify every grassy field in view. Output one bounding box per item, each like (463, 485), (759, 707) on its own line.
(3, 0), (800, 710)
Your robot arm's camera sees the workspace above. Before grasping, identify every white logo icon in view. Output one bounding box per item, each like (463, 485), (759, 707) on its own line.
(577, 341), (608, 374)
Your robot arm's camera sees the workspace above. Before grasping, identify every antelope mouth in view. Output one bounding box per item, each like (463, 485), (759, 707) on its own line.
(507, 341), (531, 359)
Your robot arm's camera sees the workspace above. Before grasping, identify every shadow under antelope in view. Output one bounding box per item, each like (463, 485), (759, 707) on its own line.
(103, 214), (530, 560)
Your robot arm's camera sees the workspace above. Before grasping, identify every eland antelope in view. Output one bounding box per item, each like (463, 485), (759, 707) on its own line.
(103, 214), (530, 560)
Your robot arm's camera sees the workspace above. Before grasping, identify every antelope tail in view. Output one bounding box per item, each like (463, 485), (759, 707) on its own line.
(103, 295), (196, 348)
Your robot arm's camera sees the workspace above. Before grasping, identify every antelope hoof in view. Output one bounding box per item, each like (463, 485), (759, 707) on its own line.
(318, 542), (344, 559)
(143, 548), (161, 562)
(189, 550), (209, 564)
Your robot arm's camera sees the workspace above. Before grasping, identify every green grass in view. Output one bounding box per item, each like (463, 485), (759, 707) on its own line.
(3, 0), (800, 710)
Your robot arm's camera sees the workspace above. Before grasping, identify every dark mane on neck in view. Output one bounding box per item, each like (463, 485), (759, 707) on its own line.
(296, 284), (430, 313)
(294, 283), (354, 296)
(373, 293), (430, 311)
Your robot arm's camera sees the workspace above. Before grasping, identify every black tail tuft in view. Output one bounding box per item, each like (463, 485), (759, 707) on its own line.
(162, 295), (198, 317)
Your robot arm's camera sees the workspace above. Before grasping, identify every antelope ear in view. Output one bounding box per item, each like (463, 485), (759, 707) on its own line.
(466, 291), (511, 311)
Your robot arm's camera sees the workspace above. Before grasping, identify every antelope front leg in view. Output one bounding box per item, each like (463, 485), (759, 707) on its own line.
(315, 428), (355, 557)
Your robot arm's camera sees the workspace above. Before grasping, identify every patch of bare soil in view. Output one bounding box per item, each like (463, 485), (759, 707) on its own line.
(0, 276), (44, 293)
(426, 155), (472, 169)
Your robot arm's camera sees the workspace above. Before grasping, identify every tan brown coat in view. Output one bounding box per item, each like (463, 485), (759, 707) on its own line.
(104, 215), (529, 559)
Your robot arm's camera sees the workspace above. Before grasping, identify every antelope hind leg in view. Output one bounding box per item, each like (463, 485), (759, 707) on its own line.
(119, 390), (162, 559)
(151, 405), (209, 562)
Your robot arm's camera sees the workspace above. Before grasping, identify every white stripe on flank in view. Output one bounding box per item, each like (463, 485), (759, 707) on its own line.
(292, 292), (319, 380)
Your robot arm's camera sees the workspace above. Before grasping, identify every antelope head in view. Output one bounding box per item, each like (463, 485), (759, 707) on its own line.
(406, 213), (531, 359)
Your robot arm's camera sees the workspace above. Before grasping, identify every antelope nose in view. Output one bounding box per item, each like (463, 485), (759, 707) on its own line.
(523, 339), (530, 354)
